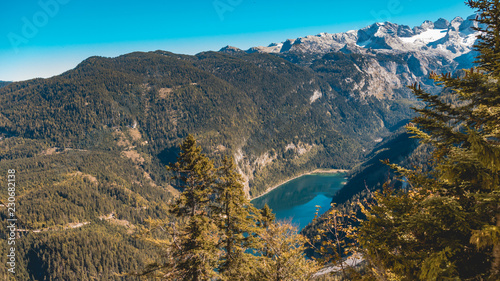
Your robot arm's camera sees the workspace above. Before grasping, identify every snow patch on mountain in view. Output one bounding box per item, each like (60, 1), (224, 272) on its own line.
(400, 29), (447, 45)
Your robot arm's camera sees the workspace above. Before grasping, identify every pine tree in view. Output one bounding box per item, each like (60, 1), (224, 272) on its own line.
(212, 156), (261, 280)
(253, 203), (277, 262)
(464, 2), (500, 275)
(258, 204), (276, 229)
(169, 134), (215, 219)
(167, 134), (221, 280)
(357, 1), (500, 279)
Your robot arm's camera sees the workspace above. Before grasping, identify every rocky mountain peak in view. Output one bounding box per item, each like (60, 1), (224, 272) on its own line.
(219, 45), (244, 54)
(434, 18), (450, 29)
(459, 14), (479, 33)
(450, 16), (465, 31)
(419, 20), (435, 31)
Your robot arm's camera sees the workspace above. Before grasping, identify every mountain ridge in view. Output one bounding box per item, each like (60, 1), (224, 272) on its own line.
(222, 15), (479, 57)
(220, 15), (480, 101)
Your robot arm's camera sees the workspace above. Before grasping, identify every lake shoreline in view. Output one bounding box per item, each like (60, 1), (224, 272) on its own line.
(250, 168), (349, 201)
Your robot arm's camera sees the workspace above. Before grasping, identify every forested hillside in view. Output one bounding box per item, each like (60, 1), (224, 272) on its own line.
(0, 49), (419, 279)
(0, 51), (416, 198)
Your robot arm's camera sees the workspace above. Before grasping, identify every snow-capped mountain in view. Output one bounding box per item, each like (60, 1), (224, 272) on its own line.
(220, 15), (482, 100)
(246, 15), (479, 59)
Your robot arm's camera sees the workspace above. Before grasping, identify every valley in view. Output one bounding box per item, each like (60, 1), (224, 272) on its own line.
(0, 12), (484, 280)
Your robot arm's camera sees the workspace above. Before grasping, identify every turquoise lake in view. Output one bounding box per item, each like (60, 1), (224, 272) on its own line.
(251, 172), (347, 230)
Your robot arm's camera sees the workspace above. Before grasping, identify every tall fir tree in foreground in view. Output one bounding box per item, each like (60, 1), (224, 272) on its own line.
(212, 156), (261, 280)
(168, 134), (221, 280)
(357, 1), (500, 279)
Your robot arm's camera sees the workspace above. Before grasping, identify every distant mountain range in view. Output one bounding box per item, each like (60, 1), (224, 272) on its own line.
(221, 15), (480, 100)
(236, 15), (478, 57)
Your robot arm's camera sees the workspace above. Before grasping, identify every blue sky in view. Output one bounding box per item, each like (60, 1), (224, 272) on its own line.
(1, 0), (474, 81)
